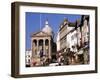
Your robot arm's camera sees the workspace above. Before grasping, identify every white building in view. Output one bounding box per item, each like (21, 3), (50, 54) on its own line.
(25, 49), (32, 67)
(56, 32), (60, 51)
(58, 18), (75, 51)
(67, 30), (77, 49)
(58, 16), (89, 52)
(82, 19), (89, 45)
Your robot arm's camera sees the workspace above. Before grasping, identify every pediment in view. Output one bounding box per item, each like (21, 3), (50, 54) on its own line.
(31, 31), (50, 37)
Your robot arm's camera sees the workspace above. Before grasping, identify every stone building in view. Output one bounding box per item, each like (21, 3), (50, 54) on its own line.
(57, 15), (89, 64)
(30, 20), (56, 66)
(25, 49), (32, 67)
(81, 15), (89, 46)
(56, 32), (60, 51)
(57, 15), (89, 53)
(57, 19), (75, 52)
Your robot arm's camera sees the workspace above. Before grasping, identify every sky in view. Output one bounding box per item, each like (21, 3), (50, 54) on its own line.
(26, 12), (82, 49)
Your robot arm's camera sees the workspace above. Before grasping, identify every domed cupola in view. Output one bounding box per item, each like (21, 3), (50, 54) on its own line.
(42, 20), (53, 36)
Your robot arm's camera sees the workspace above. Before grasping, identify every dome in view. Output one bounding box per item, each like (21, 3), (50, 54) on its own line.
(42, 20), (53, 35)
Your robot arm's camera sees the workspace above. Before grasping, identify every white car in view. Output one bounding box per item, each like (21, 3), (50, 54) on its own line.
(49, 63), (59, 66)
(49, 62), (64, 66)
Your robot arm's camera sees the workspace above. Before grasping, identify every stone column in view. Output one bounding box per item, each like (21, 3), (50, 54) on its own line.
(37, 39), (39, 56)
(49, 39), (51, 59)
(43, 39), (45, 55)
(32, 39), (34, 58)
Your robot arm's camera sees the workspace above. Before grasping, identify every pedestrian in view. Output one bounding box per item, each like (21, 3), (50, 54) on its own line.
(57, 53), (64, 66)
(40, 49), (43, 58)
(70, 46), (78, 64)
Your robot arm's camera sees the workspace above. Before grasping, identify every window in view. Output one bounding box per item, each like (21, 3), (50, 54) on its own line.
(71, 33), (77, 40)
(28, 59), (30, 63)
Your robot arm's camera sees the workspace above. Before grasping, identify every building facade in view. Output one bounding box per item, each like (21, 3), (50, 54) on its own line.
(56, 32), (60, 51)
(57, 15), (89, 64)
(30, 20), (55, 66)
(57, 15), (89, 53)
(25, 49), (32, 67)
(58, 19), (75, 52)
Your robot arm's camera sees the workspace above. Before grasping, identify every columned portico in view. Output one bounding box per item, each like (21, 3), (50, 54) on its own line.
(43, 39), (45, 55)
(30, 20), (54, 66)
(31, 31), (52, 63)
(49, 39), (51, 59)
(36, 39), (39, 56)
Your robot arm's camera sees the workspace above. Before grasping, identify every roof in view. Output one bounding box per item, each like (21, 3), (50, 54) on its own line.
(31, 31), (51, 37)
(42, 20), (53, 35)
(59, 21), (76, 31)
